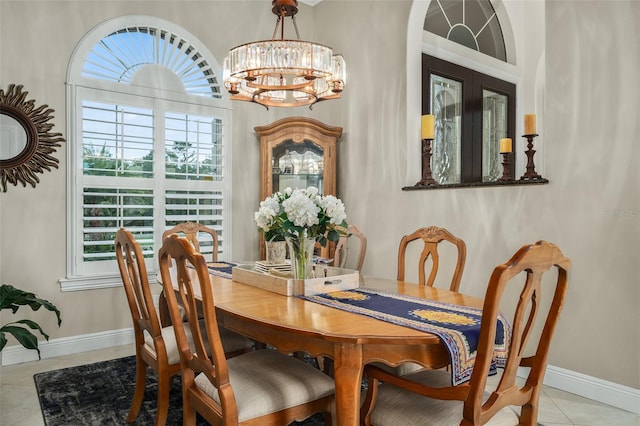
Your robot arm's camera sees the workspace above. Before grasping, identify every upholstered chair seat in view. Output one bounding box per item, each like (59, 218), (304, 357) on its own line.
(368, 369), (519, 426)
(194, 349), (335, 423)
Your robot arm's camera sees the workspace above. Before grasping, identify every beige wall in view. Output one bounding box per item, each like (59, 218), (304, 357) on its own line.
(0, 0), (638, 390)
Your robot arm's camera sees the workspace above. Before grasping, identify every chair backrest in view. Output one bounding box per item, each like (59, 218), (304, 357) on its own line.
(163, 222), (218, 262)
(114, 228), (162, 344)
(333, 224), (367, 271)
(158, 234), (234, 415)
(396, 226), (466, 291)
(463, 240), (571, 425)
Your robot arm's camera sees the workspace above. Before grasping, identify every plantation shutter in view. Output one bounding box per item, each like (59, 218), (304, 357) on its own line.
(77, 95), (227, 276)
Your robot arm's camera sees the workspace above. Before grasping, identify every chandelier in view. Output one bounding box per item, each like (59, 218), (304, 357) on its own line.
(222, 0), (346, 109)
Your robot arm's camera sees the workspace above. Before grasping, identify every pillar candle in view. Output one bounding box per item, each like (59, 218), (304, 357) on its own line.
(524, 114), (536, 135)
(499, 138), (512, 153)
(421, 115), (435, 139)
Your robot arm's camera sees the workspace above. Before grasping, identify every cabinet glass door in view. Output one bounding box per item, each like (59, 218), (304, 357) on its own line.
(272, 139), (324, 194)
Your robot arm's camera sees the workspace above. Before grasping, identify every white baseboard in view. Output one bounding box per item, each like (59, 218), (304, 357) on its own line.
(0, 327), (134, 366)
(2, 329), (638, 415)
(541, 364), (640, 415)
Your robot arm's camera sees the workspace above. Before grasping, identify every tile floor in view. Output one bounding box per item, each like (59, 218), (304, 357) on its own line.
(1, 344), (638, 426)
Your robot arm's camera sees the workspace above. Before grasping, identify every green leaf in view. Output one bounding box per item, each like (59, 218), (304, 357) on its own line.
(0, 284), (62, 358)
(11, 319), (50, 340)
(0, 325), (40, 358)
(327, 229), (340, 242)
(0, 284), (62, 326)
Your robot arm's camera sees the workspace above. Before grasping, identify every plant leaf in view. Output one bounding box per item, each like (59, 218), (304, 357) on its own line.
(0, 284), (62, 326)
(9, 319), (50, 340)
(0, 325), (41, 358)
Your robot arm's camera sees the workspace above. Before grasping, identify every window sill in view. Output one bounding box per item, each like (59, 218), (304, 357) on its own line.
(59, 272), (158, 292)
(402, 178), (549, 191)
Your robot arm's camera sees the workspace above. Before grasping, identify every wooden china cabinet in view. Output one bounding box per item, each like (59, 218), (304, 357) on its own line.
(255, 117), (343, 259)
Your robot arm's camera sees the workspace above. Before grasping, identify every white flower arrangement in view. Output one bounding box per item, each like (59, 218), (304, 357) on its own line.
(255, 186), (348, 246)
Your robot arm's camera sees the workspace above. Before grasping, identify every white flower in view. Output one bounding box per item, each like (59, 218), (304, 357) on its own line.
(306, 186), (319, 197)
(254, 195), (280, 231)
(282, 190), (320, 228)
(255, 186), (348, 244)
(320, 195), (347, 225)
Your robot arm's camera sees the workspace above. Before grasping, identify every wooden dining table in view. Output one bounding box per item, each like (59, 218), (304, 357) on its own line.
(159, 271), (484, 426)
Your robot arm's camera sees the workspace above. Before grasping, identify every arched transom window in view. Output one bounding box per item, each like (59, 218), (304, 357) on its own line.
(82, 25), (222, 98)
(425, 0), (506, 62)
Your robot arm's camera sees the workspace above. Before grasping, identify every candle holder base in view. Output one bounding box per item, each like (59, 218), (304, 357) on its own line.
(499, 152), (513, 181)
(519, 134), (546, 181)
(415, 138), (439, 187)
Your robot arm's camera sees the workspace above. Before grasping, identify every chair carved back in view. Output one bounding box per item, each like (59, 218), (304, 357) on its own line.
(158, 235), (235, 417)
(115, 228), (162, 345)
(333, 224), (367, 271)
(397, 226), (466, 291)
(463, 240), (571, 424)
(162, 222), (218, 262)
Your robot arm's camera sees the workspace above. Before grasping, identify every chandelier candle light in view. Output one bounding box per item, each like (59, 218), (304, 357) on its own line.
(223, 0), (346, 109)
(416, 114), (438, 186)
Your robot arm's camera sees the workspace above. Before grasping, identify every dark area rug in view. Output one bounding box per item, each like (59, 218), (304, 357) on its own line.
(34, 355), (324, 425)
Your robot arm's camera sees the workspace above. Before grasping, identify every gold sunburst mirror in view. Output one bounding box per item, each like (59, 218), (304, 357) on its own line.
(0, 84), (65, 192)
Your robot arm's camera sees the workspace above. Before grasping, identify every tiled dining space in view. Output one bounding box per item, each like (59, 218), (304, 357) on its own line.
(0, 343), (638, 426)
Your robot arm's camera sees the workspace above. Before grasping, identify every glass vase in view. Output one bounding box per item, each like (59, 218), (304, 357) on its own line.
(285, 232), (316, 280)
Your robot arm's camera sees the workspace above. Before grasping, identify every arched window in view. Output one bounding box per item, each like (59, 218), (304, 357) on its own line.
(424, 0), (507, 62)
(62, 16), (231, 290)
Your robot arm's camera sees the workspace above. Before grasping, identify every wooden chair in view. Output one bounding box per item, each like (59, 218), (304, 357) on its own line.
(374, 226), (466, 377)
(158, 234), (335, 426)
(333, 224), (367, 271)
(115, 229), (252, 425)
(163, 222), (218, 262)
(361, 240), (571, 426)
(115, 228), (183, 426)
(397, 226), (467, 292)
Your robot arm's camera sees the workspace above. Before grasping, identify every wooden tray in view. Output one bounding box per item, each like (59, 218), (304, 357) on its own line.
(231, 264), (359, 296)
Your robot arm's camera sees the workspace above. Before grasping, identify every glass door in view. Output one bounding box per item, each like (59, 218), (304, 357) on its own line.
(272, 139), (324, 194)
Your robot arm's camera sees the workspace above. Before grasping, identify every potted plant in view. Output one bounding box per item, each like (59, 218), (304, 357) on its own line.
(0, 284), (62, 359)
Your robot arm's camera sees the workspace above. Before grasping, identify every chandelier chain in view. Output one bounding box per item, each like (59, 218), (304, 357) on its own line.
(292, 15), (301, 40)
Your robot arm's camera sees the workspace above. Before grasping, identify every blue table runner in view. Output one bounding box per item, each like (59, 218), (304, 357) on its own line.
(206, 261), (237, 278)
(301, 288), (511, 385)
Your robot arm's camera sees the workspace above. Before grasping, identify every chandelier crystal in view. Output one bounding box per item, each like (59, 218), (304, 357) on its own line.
(223, 0), (346, 109)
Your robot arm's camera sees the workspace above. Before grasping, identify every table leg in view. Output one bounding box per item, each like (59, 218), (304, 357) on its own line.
(332, 343), (363, 426)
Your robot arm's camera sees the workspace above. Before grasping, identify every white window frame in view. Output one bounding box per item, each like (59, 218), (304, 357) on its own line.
(61, 16), (232, 291)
